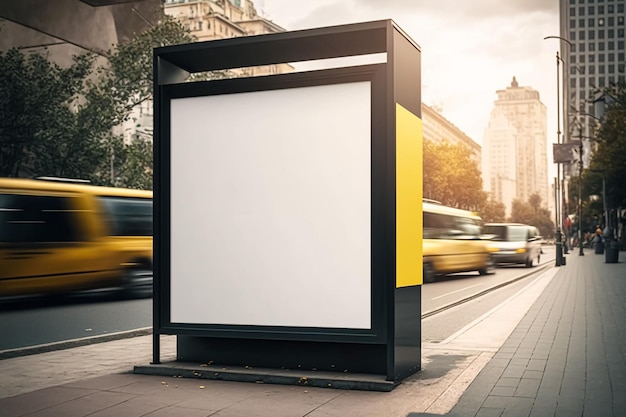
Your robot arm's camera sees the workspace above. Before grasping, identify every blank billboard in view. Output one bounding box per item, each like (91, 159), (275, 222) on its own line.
(169, 81), (372, 329)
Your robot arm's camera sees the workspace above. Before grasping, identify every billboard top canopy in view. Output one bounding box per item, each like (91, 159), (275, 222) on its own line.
(154, 19), (420, 75)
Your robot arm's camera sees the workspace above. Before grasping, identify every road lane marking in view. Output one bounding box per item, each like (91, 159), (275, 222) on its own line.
(432, 283), (486, 300)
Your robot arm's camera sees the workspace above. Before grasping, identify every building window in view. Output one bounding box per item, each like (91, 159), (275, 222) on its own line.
(580, 55), (586, 63)
(608, 29), (614, 38)
(589, 18), (595, 27)
(580, 43), (586, 52)
(619, 52), (625, 62)
(579, 18), (585, 28)
(571, 78), (577, 88)
(599, 29), (605, 39)
(589, 5), (595, 14)
(608, 5), (614, 13)
(619, 4), (625, 13)
(609, 64), (615, 73)
(571, 31), (577, 40)
(599, 53), (604, 62)
(590, 30), (596, 40)
(619, 40), (625, 50)
(619, 64), (625, 73)
(588, 42), (594, 52)
(580, 78), (586, 88)
(572, 55), (577, 64)
(570, 20), (576, 30)
(599, 76), (605, 86)
(619, 29), (625, 37)
(580, 30), (586, 40)
(609, 52), (615, 61)
(589, 54), (595, 63)
(608, 16), (614, 26)
(600, 64), (605, 72)
(571, 44), (577, 53)
(599, 41), (605, 51)
(619, 16), (625, 25)
(570, 7), (576, 16)
(598, 18), (605, 26)
(598, 5), (604, 13)
(589, 65), (596, 74)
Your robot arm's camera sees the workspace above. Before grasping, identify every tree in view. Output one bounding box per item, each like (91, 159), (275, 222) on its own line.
(509, 193), (554, 238)
(589, 79), (626, 210)
(118, 136), (153, 189)
(0, 49), (95, 177)
(79, 15), (198, 187)
(480, 199), (506, 223)
(423, 140), (487, 211)
(0, 15), (203, 187)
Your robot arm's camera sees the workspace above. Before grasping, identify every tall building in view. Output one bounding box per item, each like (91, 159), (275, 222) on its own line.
(483, 77), (549, 216)
(560, 0), (626, 167)
(164, 0), (293, 77)
(422, 103), (481, 164)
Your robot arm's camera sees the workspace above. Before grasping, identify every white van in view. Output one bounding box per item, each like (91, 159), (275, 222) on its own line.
(483, 223), (542, 267)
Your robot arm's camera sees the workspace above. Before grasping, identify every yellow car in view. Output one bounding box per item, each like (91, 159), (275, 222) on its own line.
(422, 200), (495, 283)
(0, 177), (153, 299)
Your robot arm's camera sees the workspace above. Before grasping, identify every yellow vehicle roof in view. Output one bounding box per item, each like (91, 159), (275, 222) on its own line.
(0, 177), (152, 199)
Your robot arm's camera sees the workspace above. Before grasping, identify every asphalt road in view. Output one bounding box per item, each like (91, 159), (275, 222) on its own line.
(0, 246), (557, 352)
(0, 294), (152, 351)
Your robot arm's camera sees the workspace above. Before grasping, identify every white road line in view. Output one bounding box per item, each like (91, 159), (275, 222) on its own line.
(431, 283), (486, 300)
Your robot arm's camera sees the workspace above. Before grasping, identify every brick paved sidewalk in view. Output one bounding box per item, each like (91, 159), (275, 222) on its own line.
(411, 250), (626, 417)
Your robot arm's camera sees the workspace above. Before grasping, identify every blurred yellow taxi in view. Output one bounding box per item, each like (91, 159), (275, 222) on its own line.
(422, 200), (495, 283)
(0, 177), (153, 299)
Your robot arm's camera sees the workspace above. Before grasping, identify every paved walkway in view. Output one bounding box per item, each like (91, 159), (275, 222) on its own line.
(0, 249), (624, 416)
(426, 249), (626, 417)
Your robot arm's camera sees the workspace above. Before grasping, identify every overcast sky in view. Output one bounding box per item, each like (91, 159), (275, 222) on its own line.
(258, 0), (562, 175)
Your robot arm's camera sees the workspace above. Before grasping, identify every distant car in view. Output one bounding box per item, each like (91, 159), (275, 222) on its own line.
(483, 223), (542, 267)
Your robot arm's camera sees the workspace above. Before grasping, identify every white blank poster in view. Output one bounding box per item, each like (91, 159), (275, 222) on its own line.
(169, 81), (372, 329)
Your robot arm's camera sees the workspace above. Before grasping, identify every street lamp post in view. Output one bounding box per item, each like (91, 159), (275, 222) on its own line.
(553, 49), (565, 266)
(578, 128), (584, 256)
(544, 35), (572, 266)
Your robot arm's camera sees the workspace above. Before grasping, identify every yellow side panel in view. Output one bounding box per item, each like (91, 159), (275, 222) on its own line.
(396, 103), (423, 288)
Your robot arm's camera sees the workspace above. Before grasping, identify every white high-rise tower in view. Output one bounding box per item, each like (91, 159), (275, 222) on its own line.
(483, 77), (549, 216)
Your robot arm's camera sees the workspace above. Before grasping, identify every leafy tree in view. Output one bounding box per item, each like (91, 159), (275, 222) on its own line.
(589, 79), (626, 211)
(83, 16), (196, 136)
(509, 198), (534, 225)
(0, 50), (95, 177)
(423, 140), (487, 211)
(509, 193), (554, 238)
(79, 15), (199, 187)
(119, 136), (153, 189)
(0, 15), (205, 188)
(480, 199), (506, 223)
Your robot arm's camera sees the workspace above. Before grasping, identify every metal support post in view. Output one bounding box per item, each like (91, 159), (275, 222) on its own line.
(578, 130), (584, 256)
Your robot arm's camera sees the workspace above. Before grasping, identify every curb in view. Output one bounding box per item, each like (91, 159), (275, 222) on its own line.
(134, 362), (397, 392)
(0, 327), (153, 360)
